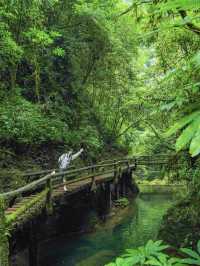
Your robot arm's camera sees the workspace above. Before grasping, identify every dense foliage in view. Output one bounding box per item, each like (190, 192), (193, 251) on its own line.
(106, 240), (200, 266)
(0, 0), (139, 166)
(2, 0), (200, 260)
(119, 0), (200, 159)
(2, 0), (200, 163)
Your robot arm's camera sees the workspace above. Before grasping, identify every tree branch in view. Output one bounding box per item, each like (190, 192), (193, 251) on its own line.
(116, 117), (143, 139)
(118, 0), (153, 18)
(145, 121), (175, 151)
(179, 10), (200, 36)
(118, 1), (200, 37)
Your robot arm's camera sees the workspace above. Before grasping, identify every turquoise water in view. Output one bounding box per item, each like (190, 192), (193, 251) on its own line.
(40, 194), (173, 266)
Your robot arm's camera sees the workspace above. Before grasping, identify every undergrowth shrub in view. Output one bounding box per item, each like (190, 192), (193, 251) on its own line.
(105, 239), (200, 266)
(0, 95), (69, 144)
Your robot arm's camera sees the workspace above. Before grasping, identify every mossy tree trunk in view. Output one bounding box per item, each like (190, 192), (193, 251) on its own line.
(0, 197), (10, 266)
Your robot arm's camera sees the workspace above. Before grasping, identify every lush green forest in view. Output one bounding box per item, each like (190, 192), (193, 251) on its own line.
(0, 0), (140, 171)
(1, 0), (200, 265)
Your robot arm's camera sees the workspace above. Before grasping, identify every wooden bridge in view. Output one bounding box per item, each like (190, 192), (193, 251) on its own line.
(0, 155), (173, 266)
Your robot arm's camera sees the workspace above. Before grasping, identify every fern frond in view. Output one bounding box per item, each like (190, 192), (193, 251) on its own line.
(175, 117), (200, 152)
(166, 111), (200, 137)
(190, 128), (200, 157)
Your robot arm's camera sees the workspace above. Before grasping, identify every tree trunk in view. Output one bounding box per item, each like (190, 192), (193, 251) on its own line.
(10, 64), (17, 90)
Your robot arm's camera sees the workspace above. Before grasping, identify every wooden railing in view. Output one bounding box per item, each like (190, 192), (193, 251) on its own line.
(0, 155), (174, 193)
(0, 154), (175, 203)
(0, 158), (135, 205)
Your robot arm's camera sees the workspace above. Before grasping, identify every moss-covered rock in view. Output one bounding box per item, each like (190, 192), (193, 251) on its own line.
(114, 197), (129, 208)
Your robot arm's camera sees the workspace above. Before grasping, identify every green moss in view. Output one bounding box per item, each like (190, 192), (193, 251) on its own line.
(114, 197), (129, 208)
(6, 189), (48, 227)
(138, 184), (187, 194)
(159, 195), (200, 248)
(0, 197), (10, 266)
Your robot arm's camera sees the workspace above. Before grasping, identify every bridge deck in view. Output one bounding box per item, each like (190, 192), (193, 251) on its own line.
(1, 156), (172, 229)
(4, 171), (115, 228)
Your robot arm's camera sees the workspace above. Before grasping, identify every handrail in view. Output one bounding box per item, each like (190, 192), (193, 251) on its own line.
(0, 155), (173, 193)
(52, 159), (132, 177)
(21, 165), (75, 177)
(0, 155), (171, 179)
(1, 158), (121, 179)
(0, 160), (133, 199)
(0, 172), (55, 199)
(21, 158), (124, 177)
(52, 169), (115, 190)
(0, 155), (173, 198)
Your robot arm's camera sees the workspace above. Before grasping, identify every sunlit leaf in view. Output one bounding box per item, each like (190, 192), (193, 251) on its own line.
(166, 111), (200, 137)
(180, 248), (200, 260)
(175, 118), (200, 151)
(189, 129), (200, 157)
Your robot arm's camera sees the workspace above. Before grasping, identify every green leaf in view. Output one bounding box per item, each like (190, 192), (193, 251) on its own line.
(158, 0), (200, 12)
(190, 129), (200, 157)
(197, 241), (200, 254)
(145, 258), (161, 266)
(165, 111), (200, 137)
(180, 248), (200, 260)
(123, 249), (139, 257)
(181, 258), (200, 265)
(175, 118), (200, 151)
(157, 254), (168, 264)
(123, 257), (138, 266)
(116, 258), (125, 266)
(168, 257), (183, 264)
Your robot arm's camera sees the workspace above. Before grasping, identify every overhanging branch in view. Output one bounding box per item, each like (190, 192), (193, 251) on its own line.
(118, 1), (152, 17)
(179, 10), (200, 36)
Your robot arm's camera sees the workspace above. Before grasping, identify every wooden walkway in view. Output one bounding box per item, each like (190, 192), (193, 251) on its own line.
(0, 154), (175, 227)
(1, 160), (137, 229)
(4, 171), (115, 224)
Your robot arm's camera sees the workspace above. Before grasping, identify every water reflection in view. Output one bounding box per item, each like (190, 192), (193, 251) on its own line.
(40, 194), (173, 266)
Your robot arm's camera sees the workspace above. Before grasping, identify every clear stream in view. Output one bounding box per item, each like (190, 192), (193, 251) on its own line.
(40, 194), (174, 266)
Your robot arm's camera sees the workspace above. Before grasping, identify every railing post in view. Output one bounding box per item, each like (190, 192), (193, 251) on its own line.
(118, 166), (122, 179)
(118, 166), (123, 196)
(113, 161), (118, 184)
(92, 166), (95, 174)
(114, 160), (117, 178)
(114, 164), (121, 200)
(108, 182), (113, 209)
(123, 161), (131, 195)
(126, 161), (130, 174)
(0, 197), (10, 266)
(90, 176), (97, 192)
(46, 178), (53, 215)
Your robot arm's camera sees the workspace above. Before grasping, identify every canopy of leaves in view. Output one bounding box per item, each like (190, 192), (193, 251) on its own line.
(0, 0), (139, 162)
